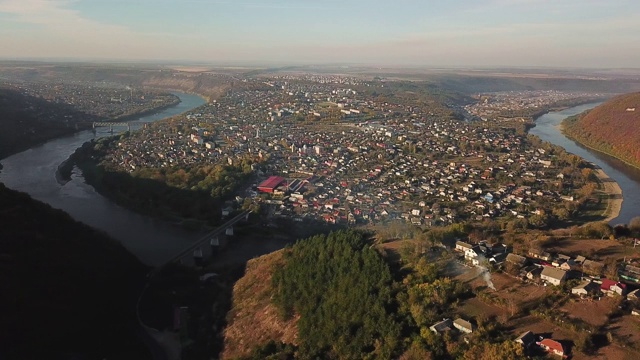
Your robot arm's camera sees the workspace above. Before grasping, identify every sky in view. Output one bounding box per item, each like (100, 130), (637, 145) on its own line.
(0, 0), (639, 68)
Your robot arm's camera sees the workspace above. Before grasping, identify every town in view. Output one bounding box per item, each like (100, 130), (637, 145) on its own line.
(79, 73), (640, 359)
(95, 75), (604, 230)
(3, 79), (179, 125)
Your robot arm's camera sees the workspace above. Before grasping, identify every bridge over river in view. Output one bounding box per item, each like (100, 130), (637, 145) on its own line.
(90, 121), (151, 132)
(159, 210), (252, 269)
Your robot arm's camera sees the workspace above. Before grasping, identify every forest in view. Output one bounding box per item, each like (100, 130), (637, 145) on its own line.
(254, 229), (524, 360)
(0, 182), (149, 359)
(563, 92), (640, 169)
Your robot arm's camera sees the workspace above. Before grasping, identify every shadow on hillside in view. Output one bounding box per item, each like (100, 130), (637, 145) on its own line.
(0, 88), (100, 159)
(0, 183), (151, 359)
(137, 218), (322, 358)
(138, 261), (246, 358)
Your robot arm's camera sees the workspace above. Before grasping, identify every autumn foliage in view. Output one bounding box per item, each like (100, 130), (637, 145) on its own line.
(563, 92), (640, 168)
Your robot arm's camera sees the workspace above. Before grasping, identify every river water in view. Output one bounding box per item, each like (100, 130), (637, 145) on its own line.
(0, 92), (207, 266)
(531, 102), (640, 225)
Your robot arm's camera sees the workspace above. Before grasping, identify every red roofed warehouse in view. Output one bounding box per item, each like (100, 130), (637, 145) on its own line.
(258, 176), (285, 193)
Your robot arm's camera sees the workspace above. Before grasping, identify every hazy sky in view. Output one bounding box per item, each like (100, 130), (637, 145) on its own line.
(1, 0), (639, 67)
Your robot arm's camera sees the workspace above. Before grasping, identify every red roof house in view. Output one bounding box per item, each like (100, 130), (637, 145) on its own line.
(538, 338), (566, 357)
(601, 279), (627, 296)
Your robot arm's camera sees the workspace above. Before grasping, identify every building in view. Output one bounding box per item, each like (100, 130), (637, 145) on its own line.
(538, 338), (566, 357)
(455, 240), (474, 252)
(506, 253), (528, 268)
(257, 176), (285, 193)
(571, 280), (599, 296)
(601, 279), (627, 296)
(429, 318), (453, 334)
(515, 331), (536, 351)
(627, 288), (640, 302)
(453, 318), (475, 334)
(540, 267), (567, 286)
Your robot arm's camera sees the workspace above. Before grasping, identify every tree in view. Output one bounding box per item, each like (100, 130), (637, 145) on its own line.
(529, 214), (550, 229)
(552, 207), (571, 221)
(578, 182), (596, 198)
(461, 341), (524, 360)
(629, 216), (640, 233)
(272, 230), (400, 359)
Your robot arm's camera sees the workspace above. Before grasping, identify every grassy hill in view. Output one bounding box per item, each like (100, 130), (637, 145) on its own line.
(0, 182), (149, 359)
(563, 92), (640, 168)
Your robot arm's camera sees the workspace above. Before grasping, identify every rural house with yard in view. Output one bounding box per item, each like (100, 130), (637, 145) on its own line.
(540, 267), (567, 286)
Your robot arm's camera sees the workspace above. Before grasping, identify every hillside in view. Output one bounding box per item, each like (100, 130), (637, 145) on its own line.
(219, 230), (528, 360)
(222, 250), (299, 359)
(0, 88), (87, 159)
(563, 92), (640, 168)
(0, 182), (149, 359)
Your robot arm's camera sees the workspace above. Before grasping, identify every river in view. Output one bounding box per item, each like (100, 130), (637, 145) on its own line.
(531, 102), (640, 225)
(0, 92), (207, 266)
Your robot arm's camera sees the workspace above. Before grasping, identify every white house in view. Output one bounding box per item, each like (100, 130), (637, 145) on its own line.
(455, 241), (474, 252)
(540, 267), (567, 286)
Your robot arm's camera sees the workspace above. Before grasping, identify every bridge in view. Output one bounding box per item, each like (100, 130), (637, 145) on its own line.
(136, 209), (251, 360)
(91, 121), (152, 133)
(161, 210), (251, 268)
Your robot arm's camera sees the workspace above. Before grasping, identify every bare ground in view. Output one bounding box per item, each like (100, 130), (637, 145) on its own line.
(547, 238), (628, 260)
(221, 251), (299, 359)
(560, 297), (618, 328)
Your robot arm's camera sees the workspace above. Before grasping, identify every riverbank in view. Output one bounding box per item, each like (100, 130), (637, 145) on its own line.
(529, 101), (640, 224)
(593, 168), (623, 223)
(0, 91), (208, 266)
(0, 93), (181, 161)
(110, 94), (181, 122)
(559, 120), (636, 223)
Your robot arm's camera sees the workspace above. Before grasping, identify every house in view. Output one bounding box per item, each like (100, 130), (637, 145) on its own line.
(453, 318), (475, 334)
(571, 280), (600, 296)
(560, 259), (578, 271)
(529, 248), (552, 261)
(538, 338), (566, 357)
(455, 240), (474, 252)
(627, 288), (640, 302)
(506, 253), (528, 268)
(429, 318), (453, 334)
(486, 241), (508, 254)
(541, 267), (567, 286)
(464, 246), (484, 265)
(525, 266), (543, 280)
(515, 331), (536, 350)
(601, 279), (627, 296)
(489, 253), (507, 265)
